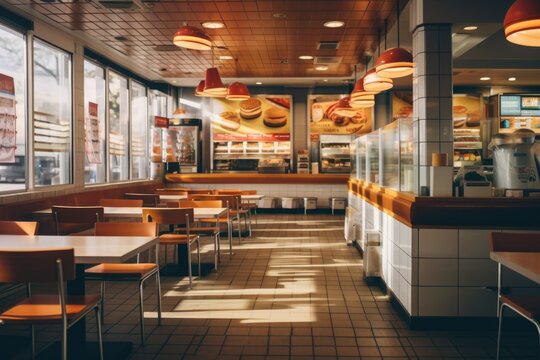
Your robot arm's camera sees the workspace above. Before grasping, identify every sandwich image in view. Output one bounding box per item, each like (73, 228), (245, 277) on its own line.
(239, 98), (262, 119)
(263, 107), (288, 127)
(219, 111), (241, 131)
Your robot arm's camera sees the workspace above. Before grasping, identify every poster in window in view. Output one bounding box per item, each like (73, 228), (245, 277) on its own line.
(85, 102), (102, 164)
(0, 73), (16, 163)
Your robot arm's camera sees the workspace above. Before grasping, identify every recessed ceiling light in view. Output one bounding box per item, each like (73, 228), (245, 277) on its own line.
(463, 26), (478, 31)
(315, 65), (329, 71)
(508, 77), (517, 81)
(256, 81), (262, 85)
(172, 80), (177, 83)
(480, 76), (491, 81)
(219, 55), (233, 60)
(202, 22), (224, 29)
(299, 55), (314, 60)
(324, 21), (345, 28)
(323, 79), (328, 82)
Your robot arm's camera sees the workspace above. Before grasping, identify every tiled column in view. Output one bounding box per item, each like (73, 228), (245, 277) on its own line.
(412, 24), (453, 194)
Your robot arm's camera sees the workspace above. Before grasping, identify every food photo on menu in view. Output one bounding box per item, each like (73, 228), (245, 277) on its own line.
(308, 94), (372, 136)
(211, 95), (292, 140)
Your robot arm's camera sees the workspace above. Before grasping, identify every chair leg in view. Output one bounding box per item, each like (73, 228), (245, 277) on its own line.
(187, 242), (192, 289)
(496, 303), (506, 360)
(30, 325), (35, 360)
(237, 217), (242, 243)
(139, 281), (145, 346)
(214, 233), (218, 271)
(95, 306), (104, 360)
(100, 281), (105, 322)
(156, 272), (162, 326)
(247, 211), (252, 236)
(197, 239), (201, 278)
(228, 220), (233, 256)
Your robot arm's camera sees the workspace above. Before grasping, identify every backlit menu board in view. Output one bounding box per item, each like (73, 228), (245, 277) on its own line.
(500, 94), (540, 116)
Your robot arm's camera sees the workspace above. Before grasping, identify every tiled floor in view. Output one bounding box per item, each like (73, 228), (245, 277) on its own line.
(1, 213), (538, 359)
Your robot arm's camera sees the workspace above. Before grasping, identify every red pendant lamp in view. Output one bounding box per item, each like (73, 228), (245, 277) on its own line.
(504, 0), (540, 47)
(375, 6), (414, 78)
(333, 96), (358, 117)
(173, 25), (212, 51)
(226, 82), (250, 101)
(350, 78), (376, 108)
(364, 68), (393, 92)
(203, 67), (227, 96)
(195, 80), (206, 96)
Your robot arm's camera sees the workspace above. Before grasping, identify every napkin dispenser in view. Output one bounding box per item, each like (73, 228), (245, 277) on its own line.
(463, 181), (492, 198)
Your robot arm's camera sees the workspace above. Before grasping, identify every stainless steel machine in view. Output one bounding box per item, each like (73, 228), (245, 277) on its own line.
(489, 129), (540, 190)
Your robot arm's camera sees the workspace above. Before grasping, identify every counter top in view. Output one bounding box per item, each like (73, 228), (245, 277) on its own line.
(166, 173), (349, 185)
(349, 179), (540, 228)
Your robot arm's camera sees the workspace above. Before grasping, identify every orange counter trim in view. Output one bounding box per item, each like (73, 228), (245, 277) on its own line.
(349, 179), (540, 228)
(166, 173), (349, 185)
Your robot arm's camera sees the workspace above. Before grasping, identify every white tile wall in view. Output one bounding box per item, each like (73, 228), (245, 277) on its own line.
(419, 287), (458, 316)
(418, 229), (458, 257)
(459, 287), (497, 317)
(419, 259), (458, 286)
(458, 259), (497, 286)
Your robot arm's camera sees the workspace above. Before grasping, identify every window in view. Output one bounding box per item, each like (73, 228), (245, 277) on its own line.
(83, 60), (106, 184)
(33, 39), (72, 186)
(130, 81), (147, 179)
(0, 24), (26, 192)
(108, 71), (129, 181)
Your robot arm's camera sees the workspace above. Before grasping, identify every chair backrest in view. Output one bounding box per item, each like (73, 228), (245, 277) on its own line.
(189, 194), (239, 211)
(0, 248), (75, 283)
(52, 206), (104, 224)
(0, 221), (39, 235)
(124, 193), (159, 207)
(240, 190), (257, 195)
(490, 232), (540, 252)
(95, 222), (157, 237)
(215, 189), (242, 195)
(142, 208), (194, 226)
(155, 189), (188, 195)
(99, 198), (143, 207)
(185, 189), (214, 195)
(178, 200), (223, 208)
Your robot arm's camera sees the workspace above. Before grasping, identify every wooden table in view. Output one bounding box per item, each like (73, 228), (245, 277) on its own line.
(34, 207), (227, 220)
(0, 234), (158, 359)
(490, 252), (540, 284)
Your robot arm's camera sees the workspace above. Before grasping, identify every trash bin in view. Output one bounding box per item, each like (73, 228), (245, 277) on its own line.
(281, 197), (301, 209)
(259, 197), (277, 209)
(329, 197), (346, 214)
(303, 197), (317, 215)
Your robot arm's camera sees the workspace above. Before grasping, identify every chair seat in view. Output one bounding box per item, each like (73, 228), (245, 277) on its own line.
(159, 233), (198, 244)
(85, 263), (158, 279)
(0, 294), (101, 324)
(501, 295), (540, 319)
(198, 217), (229, 223)
(230, 209), (248, 216)
(241, 203), (257, 208)
(176, 226), (220, 235)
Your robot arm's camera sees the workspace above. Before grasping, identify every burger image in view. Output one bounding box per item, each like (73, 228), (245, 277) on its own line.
(239, 98), (262, 119)
(453, 105), (468, 128)
(263, 107), (288, 128)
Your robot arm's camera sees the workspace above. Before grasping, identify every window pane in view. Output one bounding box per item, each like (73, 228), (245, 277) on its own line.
(84, 60), (106, 184)
(149, 91), (168, 162)
(108, 71), (128, 181)
(33, 39), (72, 186)
(0, 24), (26, 192)
(131, 81), (147, 179)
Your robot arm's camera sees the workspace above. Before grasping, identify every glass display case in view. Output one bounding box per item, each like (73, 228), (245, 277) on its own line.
(319, 135), (352, 173)
(212, 140), (291, 172)
(350, 137), (357, 180)
(352, 118), (414, 193)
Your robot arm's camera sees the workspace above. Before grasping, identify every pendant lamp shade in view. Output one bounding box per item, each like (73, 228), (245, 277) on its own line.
(333, 97), (357, 117)
(351, 78), (377, 96)
(173, 25), (212, 50)
(375, 47), (414, 78)
(195, 80), (206, 96)
(226, 82), (250, 101)
(504, 0), (540, 47)
(203, 67), (227, 95)
(363, 68), (393, 92)
(350, 77), (376, 108)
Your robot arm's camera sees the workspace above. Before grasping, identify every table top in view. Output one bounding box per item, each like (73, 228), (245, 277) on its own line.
(490, 251), (540, 284)
(34, 207), (227, 219)
(0, 235), (158, 264)
(159, 194), (263, 201)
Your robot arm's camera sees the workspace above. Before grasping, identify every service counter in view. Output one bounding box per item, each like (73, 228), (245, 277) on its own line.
(165, 173), (349, 206)
(347, 179), (540, 328)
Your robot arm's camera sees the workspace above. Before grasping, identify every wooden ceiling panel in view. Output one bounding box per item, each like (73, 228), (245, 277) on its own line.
(9, 0), (405, 79)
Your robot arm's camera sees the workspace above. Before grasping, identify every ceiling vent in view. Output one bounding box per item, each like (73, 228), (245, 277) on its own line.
(153, 45), (182, 52)
(317, 41), (340, 50)
(97, 0), (141, 10)
(314, 56), (342, 65)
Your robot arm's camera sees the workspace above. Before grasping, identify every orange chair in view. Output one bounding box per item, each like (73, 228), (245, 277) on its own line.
(177, 200), (223, 269)
(240, 190), (259, 225)
(189, 194), (243, 243)
(85, 222), (160, 346)
(99, 198), (143, 207)
(52, 206), (104, 235)
(0, 220), (39, 235)
(200, 192), (252, 236)
(490, 232), (540, 359)
(0, 249), (103, 360)
(124, 193), (159, 207)
(155, 189), (188, 195)
(142, 208), (200, 288)
(185, 189), (214, 195)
